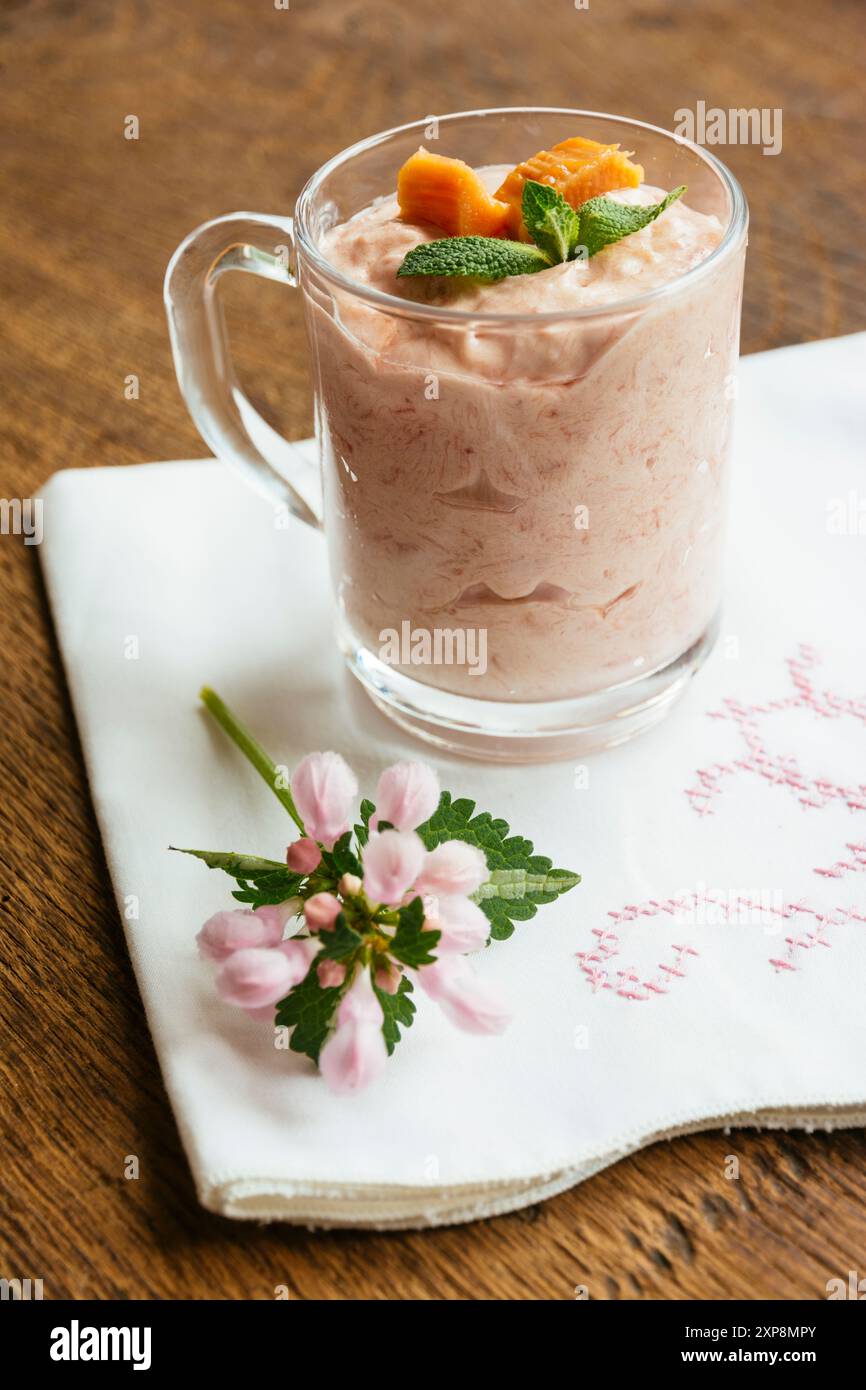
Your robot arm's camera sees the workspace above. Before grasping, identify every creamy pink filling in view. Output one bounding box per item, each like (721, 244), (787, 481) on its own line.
(305, 177), (743, 702)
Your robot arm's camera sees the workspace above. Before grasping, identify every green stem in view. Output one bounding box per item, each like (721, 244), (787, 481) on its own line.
(199, 686), (306, 835)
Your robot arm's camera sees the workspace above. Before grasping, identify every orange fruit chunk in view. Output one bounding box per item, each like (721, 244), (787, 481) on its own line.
(397, 147), (511, 238)
(495, 137), (644, 239)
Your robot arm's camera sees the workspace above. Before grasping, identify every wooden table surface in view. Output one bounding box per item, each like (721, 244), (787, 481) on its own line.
(2, 0), (865, 1301)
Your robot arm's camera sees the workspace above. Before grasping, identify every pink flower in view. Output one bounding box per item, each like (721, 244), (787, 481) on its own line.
(304, 891), (342, 932)
(215, 946), (299, 1010)
(416, 955), (511, 1035)
(362, 828), (426, 906)
(197, 907), (283, 962)
(291, 751), (358, 849)
(372, 761), (440, 831)
(286, 837), (322, 874)
(319, 969), (387, 1095)
(425, 894), (489, 954)
(276, 936), (318, 978)
(415, 840), (488, 897)
(255, 900), (302, 934)
(317, 958), (347, 989)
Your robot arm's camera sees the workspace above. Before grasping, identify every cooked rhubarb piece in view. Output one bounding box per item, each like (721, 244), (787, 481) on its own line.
(495, 137), (644, 238)
(397, 147), (511, 237)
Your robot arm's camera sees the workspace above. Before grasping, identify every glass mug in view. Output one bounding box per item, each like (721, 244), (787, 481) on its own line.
(165, 108), (747, 761)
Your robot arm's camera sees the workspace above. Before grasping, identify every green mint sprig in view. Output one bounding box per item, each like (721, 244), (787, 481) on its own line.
(397, 236), (549, 283)
(521, 179), (583, 263)
(577, 186), (687, 259)
(397, 179), (686, 283)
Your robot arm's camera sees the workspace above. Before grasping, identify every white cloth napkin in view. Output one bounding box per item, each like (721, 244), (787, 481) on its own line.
(39, 333), (866, 1229)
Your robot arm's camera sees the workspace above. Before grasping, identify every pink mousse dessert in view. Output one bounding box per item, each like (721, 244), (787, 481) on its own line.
(305, 138), (745, 705)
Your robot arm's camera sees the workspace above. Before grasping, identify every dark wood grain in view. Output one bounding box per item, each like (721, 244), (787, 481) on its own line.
(1, 0), (865, 1301)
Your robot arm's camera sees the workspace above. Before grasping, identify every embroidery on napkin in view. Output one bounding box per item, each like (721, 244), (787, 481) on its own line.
(578, 646), (866, 1000)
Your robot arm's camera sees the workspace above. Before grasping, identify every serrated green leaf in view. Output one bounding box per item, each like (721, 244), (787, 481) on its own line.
(317, 912), (364, 962)
(354, 798), (376, 849)
(171, 847), (304, 909)
(476, 867), (583, 901)
(577, 185), (686, 258)
(415, 793), (580, 939)
(373, 975), (416, 1055)
(275, 957), (341, 1063)
(521, 179), (581, 264)
(389, 896), (440, 968)
(397, 236), (550, 283)
(321, 830), (363, 880)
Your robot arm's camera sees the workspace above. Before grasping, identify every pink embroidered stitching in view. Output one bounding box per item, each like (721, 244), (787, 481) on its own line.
(582, 648), (866, 1000)
(686, 646), (866, 826)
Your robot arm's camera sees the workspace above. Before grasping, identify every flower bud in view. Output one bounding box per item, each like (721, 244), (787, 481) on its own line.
(304, 891), (342, 932)
(197, 907), (283, 962)
(286, 837), (322, 874)
(318, 958), (347, 989)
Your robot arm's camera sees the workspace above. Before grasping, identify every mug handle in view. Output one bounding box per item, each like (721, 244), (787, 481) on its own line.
(164, 213), (322, 529)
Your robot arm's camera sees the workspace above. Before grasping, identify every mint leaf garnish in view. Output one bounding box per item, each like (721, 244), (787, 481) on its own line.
(388, 896), (441, 968)
(396, 178), (688, 284)
(373, 975), (416, 1055)
(521, 180), (581, 264)
(397, 236), (550, 283)
(577, 185), (686, 258)
(171, 847), (304, 908)
(415, 794), (580, 941)
(275, 959), (341, 1063)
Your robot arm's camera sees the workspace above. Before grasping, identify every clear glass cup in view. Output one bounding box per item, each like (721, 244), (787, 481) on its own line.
(165, 108), (747, 761)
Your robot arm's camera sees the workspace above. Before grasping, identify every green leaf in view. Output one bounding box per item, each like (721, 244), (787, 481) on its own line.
(228, 875), (303, 908)
(414, 794), (580, 941)
(388, 896), (440, 968)
(170, 847), (304, 909)
(577, 185), (686, 259)
(354, 798), (376, 849)
(373, 975), (416, 1055)
(476, 866), (583, 902)
(521, 179), (581, 264)
(275, 957), (342, 1064)
(172, 848), (287, 876)
(476, 867), (582, 939)
(397, 236), (550, 283)
(320, 830), (362, 880)
(317, 912), (364, 961)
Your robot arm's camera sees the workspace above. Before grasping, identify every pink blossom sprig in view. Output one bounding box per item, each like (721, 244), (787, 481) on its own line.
(173, 689), (580, 1094)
